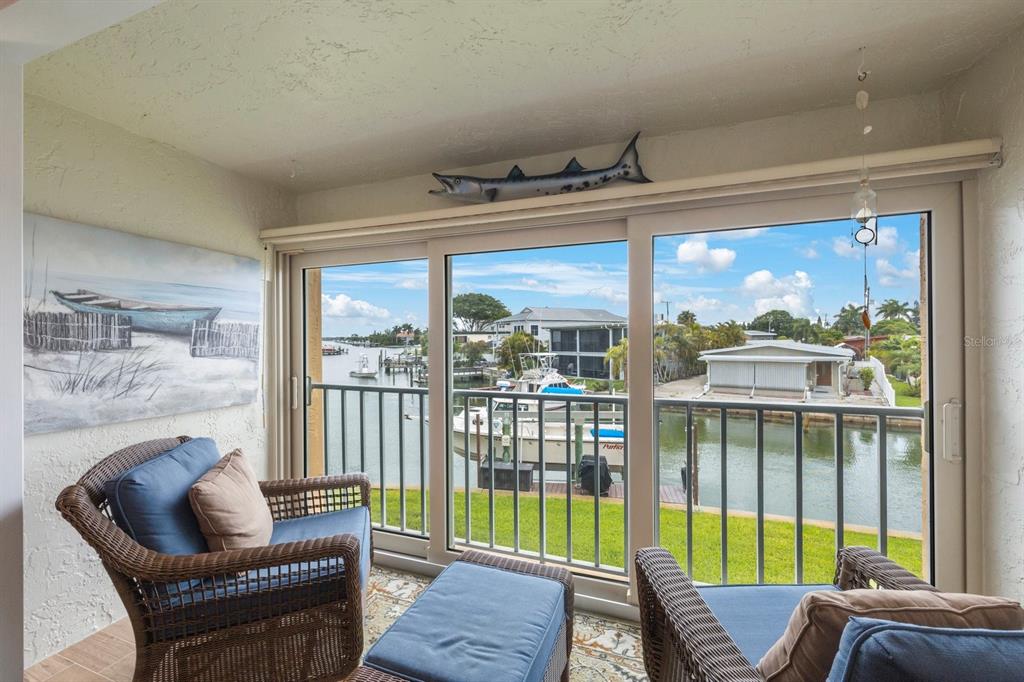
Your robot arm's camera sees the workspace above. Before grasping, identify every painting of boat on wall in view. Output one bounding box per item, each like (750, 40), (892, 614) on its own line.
(23, 213), (262, 435)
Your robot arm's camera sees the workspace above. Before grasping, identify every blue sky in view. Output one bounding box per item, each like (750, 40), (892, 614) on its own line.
(319, 214), (923, 335)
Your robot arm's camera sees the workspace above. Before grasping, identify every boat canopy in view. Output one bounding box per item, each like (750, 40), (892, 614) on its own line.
(590, 427), (625, 439)
(541, 385), (584, 395)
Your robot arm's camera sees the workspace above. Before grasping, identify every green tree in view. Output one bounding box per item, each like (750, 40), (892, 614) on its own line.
(871, 318), (917, 337)
(749, 310), (796, 338)
(496, 332), (546, 373)
(870, 335), (921, 382)
(807, 324), (844, 346)
(878, 299), (911, 321)
(706, 321), (746, 349)
(452, 293), (510, 331)
(462, 340), (489, 366)
(676, 310), (697, 326)
(604, 338), (628, 381)
(833, 304), (866, 336)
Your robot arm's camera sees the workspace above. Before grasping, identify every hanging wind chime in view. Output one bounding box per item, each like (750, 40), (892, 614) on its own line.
(851, 47), (877, 349)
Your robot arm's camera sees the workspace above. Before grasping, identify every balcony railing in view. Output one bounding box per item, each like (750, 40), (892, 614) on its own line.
(451, 389), (629, 577)
(654, 398), (924, 585)
(310, 383), (924, 585)
(315, 383), (429, 536)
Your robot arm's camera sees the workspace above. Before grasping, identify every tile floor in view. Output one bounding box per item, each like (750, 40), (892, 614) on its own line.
(25, 566), (648, 681)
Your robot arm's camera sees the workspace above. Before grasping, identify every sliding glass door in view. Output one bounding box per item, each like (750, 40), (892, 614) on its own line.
(290, 243), (432, 556)
(446, 240), (630, 575)
(287, 182), (966, 592)
(628, 183), (965, 590)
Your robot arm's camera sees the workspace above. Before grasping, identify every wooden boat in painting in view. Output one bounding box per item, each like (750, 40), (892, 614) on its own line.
(51, 289), (220, 335)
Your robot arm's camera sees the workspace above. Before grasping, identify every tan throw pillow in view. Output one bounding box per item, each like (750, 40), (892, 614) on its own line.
(757, 589), (1024, 682)
(189, 449), (273, 551)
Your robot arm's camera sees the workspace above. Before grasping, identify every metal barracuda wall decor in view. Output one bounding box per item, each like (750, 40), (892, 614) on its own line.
(429, 132), (652, 203)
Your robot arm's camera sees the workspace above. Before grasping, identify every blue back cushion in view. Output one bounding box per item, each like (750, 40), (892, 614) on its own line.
(104, 438), (222, 555)
(827, 616), (1024, 681)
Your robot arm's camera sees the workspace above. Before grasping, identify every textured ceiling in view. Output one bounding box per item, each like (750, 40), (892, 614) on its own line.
(25, 0), (1024, 192)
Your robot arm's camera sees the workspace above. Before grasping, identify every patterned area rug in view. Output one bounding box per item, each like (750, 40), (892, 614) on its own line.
(364, 566), (648, 681)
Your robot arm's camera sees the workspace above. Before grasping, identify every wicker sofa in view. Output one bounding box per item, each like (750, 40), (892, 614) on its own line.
(56, 436), (372, 682)
(633, 545), (936, 682)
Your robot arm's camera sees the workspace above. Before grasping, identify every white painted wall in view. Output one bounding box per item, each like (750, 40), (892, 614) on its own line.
(21, 95), (296, 665)
(3, 6), (164, 676)
(940, 29), (1024, 603)
(297, 92), (944, 224)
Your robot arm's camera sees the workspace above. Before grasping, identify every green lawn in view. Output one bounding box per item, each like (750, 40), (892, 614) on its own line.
(888, 378), (922, 407)
(369, 487), (922, 584)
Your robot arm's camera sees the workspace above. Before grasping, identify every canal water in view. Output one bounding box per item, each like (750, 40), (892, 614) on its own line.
(320, 345), (923, 534)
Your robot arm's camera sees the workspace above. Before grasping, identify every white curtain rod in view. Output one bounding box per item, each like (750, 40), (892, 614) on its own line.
(261, 138), (1001, 248)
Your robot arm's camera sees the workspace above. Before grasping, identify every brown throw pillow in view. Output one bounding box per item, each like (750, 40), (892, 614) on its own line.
(757, 589), (1024, 682)
(189, 449), (273, 551)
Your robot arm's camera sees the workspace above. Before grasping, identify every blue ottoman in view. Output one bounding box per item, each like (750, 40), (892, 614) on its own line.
(362, 551), (574, 682)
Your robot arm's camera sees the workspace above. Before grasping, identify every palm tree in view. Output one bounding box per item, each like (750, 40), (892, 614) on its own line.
(604, 338), (628, 381)
(878, 298), (911, 321)
(834, 304), (865, 335)
(676, 310), (697, 326)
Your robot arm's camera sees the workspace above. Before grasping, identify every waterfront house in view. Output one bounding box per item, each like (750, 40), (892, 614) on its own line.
(491, 307), (627, 379)
(6, 2), (1024, 681)
(699, 340), (855, 398)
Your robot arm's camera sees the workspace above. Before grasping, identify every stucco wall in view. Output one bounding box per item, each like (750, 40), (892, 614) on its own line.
(296, 92), (944, 224)
(940, 30), (1024, 603)
(22, 94), (296, 664)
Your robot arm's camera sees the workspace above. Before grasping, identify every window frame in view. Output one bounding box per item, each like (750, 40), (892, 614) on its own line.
(281, 179), (971, 604)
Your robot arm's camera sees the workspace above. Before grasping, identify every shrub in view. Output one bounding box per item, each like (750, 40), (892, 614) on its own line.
(859, 366), (875, 388)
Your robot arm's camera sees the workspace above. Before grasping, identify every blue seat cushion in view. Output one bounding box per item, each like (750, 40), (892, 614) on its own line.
(104, 437), (222, 555)
(270, 506), (372, 593)
(149, 506), (372, 640)
(696, 583), (837, 665)
(365, 561), (565, 682)
(827, 616), (1024, 682)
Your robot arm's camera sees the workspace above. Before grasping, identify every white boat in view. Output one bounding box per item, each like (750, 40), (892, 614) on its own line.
(349, 354), (377, 378)
(453, 356), (624, 471)
(451, 402), (625, 472)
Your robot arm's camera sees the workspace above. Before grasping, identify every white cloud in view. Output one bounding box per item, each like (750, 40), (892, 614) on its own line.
(396, 277), (427, 290)
(832, 237), (861, 259)
(798, 245), (819, 259)
(676, 238), (736, 272)
(677, 295), (721, 312)
(321, 293), (390, 319)
(877, 250), (920, 286)
(832, 225), (900, 259)
(875, 226), (900, 253)
(741, 269), (814, 316)
(589, 285), (628, 304)
(453, 260), (628, 307)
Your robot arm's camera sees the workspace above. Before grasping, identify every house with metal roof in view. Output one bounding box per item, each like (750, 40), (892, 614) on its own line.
(743, 329), (778, 342)
(490, 307), (627, 379)
(698, 340), (854, 398)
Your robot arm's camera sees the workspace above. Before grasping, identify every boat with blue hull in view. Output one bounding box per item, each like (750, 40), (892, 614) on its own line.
(52, 289), (220, 335)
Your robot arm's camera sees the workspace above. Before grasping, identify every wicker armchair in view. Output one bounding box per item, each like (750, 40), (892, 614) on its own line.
(634, 546), (935, 682)
(56, 436), (372, 682)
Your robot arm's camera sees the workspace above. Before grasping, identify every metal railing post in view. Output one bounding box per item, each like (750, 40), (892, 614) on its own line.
(720, 407), (728, 584)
